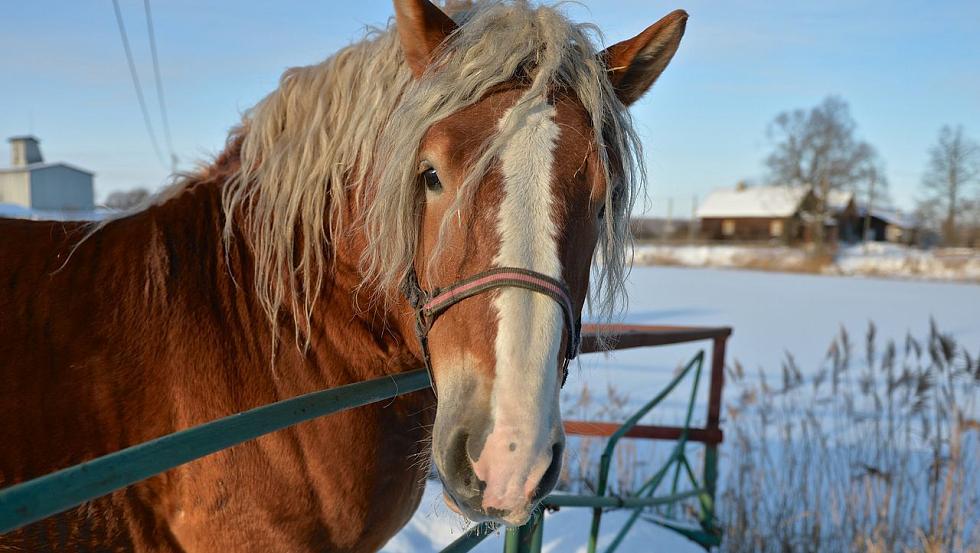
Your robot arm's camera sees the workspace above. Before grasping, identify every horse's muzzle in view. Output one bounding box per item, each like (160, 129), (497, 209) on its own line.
(434, 420), (564, 526)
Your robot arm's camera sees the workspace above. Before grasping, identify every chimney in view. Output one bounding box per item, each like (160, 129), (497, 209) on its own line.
(9, 136), (43, 167)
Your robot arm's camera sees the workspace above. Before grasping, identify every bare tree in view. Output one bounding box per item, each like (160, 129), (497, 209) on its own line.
(860, 161), (889, 247)
(919, 125), (980, 246)
(103, 187), (151, 211)
(765, 96), (879, 250)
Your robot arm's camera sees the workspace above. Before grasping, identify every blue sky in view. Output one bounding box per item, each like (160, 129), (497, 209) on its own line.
(1, 1), (978, 216)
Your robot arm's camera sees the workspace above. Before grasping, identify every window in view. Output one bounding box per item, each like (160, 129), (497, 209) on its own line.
(722, 219), (736, 236)
(770, 220), (784, 237)
(886, 225), (903, 243)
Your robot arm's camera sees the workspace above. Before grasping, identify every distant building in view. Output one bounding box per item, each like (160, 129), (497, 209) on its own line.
(0, 136), (95, 212)
(696, 183), (816, 243)
(696, 183), (917, 245)
(826, 189), (859, 242)
(853, 207), (912, 243)
(828, 190), (913, 243)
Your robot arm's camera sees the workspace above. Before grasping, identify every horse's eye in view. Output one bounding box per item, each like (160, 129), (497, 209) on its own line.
(422, 168), (442, 193)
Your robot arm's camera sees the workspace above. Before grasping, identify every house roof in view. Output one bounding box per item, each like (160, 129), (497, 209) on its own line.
(825, 189), (855, 213)
(0, 161), (94, 176)
(856, 206), (912, 228)
(696, 186), (810, 218)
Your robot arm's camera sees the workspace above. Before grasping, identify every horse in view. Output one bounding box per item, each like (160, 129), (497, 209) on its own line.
(0, 1), (686, 551)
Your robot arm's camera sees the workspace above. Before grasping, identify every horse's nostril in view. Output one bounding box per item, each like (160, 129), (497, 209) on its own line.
(532, 442), (564, 501)
(444, 430), (482, 498)
(448, 431), (468, 471)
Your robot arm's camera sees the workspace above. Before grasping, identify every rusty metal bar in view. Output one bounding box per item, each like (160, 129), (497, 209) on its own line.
(705, 335), (728, 431)
(703, 334), (729, 505)
(563, 421), (723, 444)
(580, 324), (731, 354)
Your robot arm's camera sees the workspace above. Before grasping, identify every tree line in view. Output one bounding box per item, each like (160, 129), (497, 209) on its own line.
(764, 96), (979, 249)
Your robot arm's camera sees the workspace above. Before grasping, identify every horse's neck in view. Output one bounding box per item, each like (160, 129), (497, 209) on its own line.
(108, 173), (415, 416)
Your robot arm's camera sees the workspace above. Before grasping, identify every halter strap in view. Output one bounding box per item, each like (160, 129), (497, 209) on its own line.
(402, 267), (581, 391)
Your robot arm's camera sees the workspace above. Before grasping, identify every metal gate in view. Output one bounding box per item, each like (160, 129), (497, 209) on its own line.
(0, 324), (730, 552)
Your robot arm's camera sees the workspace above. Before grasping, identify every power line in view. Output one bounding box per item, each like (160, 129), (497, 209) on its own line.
(111, 0), (166, 168)
(142, 0), (177, 173)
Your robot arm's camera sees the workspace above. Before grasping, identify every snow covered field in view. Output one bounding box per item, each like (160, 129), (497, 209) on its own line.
(383, 266), (980, 553)
(0, 203), (106, 221)
(633, 243), (980, 282)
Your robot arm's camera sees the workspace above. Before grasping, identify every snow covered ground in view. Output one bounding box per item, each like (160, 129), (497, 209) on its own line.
(0, 202), (107, 221)
(832, 242), (980, 281)
(633, 243), (980, 282)
(383, 266), (980, 552)
(382, 484), (697, 553)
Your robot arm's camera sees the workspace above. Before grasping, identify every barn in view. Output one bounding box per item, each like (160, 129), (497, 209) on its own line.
(0, 136), (95, 214)
(696, 184), (815, 243)
(852, 207), (912, 243)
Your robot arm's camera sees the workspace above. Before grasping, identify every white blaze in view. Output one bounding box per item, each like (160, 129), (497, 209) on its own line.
(471, 101), (564, 516)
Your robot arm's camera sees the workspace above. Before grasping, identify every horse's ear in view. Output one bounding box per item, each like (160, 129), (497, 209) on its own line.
(394, 0), (458, 78)
(601, 9), (688, 106)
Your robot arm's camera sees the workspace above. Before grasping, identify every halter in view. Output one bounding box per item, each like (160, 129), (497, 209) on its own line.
(402, 267), (581, 392)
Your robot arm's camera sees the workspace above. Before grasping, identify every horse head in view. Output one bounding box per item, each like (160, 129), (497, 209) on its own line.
(387, 0), (688, 526)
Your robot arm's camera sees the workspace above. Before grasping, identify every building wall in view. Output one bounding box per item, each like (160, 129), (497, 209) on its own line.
(837, 214), (860, 242)
(0, 170), (31, 207)
(29, 165), (95, 211)
(700, 216), (804, 243)
(10, 139), (43, 167)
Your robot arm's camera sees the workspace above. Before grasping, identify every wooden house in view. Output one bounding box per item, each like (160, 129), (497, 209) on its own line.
(696, 185), (815, 243)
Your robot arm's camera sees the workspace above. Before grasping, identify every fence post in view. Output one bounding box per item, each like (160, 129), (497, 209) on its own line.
(503, 511), (543, 553)
(528, 511), (544, 553)
(702, 334), (728, 522)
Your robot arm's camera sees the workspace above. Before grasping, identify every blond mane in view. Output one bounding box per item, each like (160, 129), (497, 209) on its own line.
(218, 0), (643, 342)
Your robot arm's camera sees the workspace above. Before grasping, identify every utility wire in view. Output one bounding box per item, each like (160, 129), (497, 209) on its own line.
(143, 0), (177, 173)
(111, 0), (166, 168)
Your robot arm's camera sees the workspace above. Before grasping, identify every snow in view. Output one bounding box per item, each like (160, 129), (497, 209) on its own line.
(385, 266), (980, 552)
(695, 186), (809, 218)
(633, 243), (809, 271)
(0, 203), (106, 221)
(383, 484), (696, 553)
(634, 243), (980, 282)
(832, 242), (980, 280)
(0, 203), (35, 219)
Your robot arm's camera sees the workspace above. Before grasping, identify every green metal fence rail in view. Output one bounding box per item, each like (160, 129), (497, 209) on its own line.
(0, 324), (730, 553)
(0, 370), (431, 533)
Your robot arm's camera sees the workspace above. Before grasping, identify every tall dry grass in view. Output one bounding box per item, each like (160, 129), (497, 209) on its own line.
(553, 322), (978, 551)
(721, 321), (980, 552)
